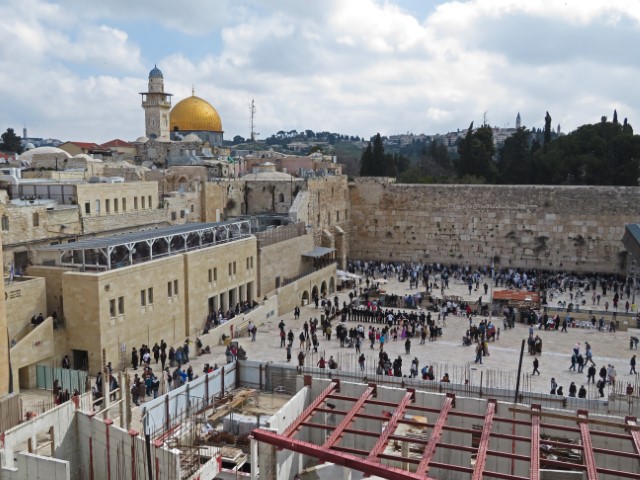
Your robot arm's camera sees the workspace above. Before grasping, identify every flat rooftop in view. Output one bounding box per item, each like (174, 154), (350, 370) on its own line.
(36, 220), (252, 270)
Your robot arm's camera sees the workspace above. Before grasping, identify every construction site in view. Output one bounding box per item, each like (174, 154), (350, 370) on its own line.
(1, 357), (640, 480)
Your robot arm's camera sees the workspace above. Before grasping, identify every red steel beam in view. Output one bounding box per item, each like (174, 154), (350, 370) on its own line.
(577, 410), (599, 480)
(471, 400), (497, 480)
(366, 391), (414, 462)
(530, 404), (541, 480)
(323, 386), (375, 449)
(282, 381), (337, 438)
(596, 467), (640, 480)
(415, 394), (455, 477)
(627, 417), (640, 457)
(252, 428), (432, 480)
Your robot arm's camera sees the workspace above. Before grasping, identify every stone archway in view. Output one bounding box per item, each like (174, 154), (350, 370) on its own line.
(301, 290), (310, 306)
(311, 285), (319, 301)
(329, 277), (335, 294)
(321, 281), (327, 297)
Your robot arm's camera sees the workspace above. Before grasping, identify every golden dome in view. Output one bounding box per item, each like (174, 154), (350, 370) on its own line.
(170, 94), (223, 132)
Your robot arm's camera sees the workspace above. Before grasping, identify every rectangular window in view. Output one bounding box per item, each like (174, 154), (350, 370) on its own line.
(109, 299), (116, 318)
(229, 262), (232, 276)
(246, 257), (249, 270)
(208, 268), (213, 283)
(118, 296), (124, 315)
(148, 195), (152, 209)
(1, 216), (8, 231)
(171, 211), (177, 221)
(328, 212), (331, 224)
(140, 289), (146, 307)
(167, 281), (172, 297)
(114, 198), (118, 212)
(233, 261), (237, 275)
(148, 287), (153, 305)
(173, 280), (178, 296)
(251, 256), (254, 268)
(141, 196), (146, 209)
(214, 267), (217, 281)
(95, 200), (100, 214)
(32, 212), (40, 227)
(190, 204), (194, 213)
(122, 198), (127, 211)
(180, 209), (186, 219)
(336, 210), (340, 222)
(85, 202), (91, 214)
(134, 197), (138, 210)
(105, 199), (110, 213)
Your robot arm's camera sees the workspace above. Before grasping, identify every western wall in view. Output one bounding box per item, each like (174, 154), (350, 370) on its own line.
(348, 178), (640, 273)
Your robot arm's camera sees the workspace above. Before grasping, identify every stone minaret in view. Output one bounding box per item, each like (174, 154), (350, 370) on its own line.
(515, 112), (521, 130)
(140, 65), (172, 140)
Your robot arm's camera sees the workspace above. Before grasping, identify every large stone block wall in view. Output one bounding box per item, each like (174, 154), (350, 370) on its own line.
(349, 179), (640, 273)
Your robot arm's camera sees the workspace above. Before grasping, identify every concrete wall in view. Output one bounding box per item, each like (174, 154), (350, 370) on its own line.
(5, 277), (46, 340)
(1, 452), (70, 480)
(1, 399), (77, 469)
(259, 386), (310, 480)
(349, 179), (640, 272)
(76, 412), (181, 480)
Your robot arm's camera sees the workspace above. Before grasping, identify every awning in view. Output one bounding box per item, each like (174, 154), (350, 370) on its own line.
(303, 246), (335, 258)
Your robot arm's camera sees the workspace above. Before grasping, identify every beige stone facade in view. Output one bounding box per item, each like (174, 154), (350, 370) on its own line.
(256, 225), (313, 296)
(0, 239), (9, 395)
(36, 236), (257, 371)
(349, 179), (640, 272)
(5, 276), (46, 340)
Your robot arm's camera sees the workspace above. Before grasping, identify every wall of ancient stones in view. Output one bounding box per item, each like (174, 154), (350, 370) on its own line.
(349, 179), (640, 273)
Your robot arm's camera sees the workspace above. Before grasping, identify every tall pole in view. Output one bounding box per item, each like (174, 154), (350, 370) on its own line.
(514, 339), (525, 403)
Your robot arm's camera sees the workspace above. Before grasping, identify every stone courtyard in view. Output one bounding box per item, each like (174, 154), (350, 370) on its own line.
(166, 270), (640, 402)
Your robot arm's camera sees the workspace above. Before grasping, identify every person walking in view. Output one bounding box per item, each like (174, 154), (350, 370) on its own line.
(631, 355), (637, 375)
(475, 342), (483, 364)
(532, 357), (540, 375)
(587, 364), (596, 383)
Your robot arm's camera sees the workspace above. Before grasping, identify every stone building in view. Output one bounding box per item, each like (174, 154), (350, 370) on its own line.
(30, 221), (257, 371)
(134, 66), (225, 166)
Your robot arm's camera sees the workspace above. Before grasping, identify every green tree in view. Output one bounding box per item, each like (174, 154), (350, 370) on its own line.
(359, 142), (374, 176)
(371, 133), (385, 175)
(543, 112), (552, 150)
(0, 128), (22, 153)
(498, 127), (532, 184)
(456, 122), (497, 182)
(532, 116), (640, 185)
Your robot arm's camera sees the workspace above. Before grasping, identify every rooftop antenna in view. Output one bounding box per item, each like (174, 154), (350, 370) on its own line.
(250, 99), (259, 142)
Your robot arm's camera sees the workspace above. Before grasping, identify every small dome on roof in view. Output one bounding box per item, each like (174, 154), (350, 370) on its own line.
(24, 142), (35, 150)
(181, 133), (202, 143)
(149, 65), (163, 78)
(18, 146), (72, 162)
(134, 136), (149, 143)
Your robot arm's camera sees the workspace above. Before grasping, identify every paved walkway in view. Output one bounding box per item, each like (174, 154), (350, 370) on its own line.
(151, 273), (639, 402)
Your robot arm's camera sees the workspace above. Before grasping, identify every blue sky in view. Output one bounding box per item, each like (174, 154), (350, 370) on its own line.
(0, 0), (639, 143)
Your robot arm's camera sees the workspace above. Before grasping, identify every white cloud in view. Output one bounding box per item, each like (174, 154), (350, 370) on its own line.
(1, 0), (639, 142)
